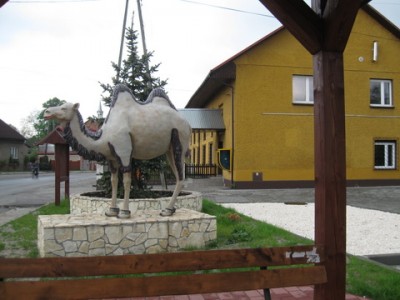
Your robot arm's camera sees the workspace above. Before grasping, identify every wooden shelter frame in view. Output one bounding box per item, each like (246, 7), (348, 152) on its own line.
(258, 0), (369, 298)
(36, 129), (70, 206)
(0, 1), (369, 299)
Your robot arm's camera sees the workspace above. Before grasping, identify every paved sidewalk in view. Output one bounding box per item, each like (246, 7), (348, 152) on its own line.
(112, 287), (369, 300)
(182, 176), (400, 214)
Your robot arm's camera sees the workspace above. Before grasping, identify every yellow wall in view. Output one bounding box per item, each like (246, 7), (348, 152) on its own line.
(204, 9), (400, 186)
(344, 10), (400, 181)
(206, 87), (234, 179)
(190, 130), (218, 165)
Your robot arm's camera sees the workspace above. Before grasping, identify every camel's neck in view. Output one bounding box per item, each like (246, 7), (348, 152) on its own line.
(61, 111), (107, 162)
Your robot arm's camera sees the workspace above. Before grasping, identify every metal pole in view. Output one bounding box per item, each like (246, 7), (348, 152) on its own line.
(117, 0), (129, 82)
(136, 0), (151, 86)
(137, 0), (148, 59)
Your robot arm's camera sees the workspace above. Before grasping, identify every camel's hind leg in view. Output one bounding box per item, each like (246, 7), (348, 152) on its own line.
(119, 171), (132, 219)
(161, 129), (185, 217)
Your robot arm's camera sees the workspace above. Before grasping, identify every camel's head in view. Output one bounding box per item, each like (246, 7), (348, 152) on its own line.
(44, 102), (80, 125)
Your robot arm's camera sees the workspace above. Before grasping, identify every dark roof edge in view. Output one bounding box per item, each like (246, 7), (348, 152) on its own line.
(0, 119), (26, 141)
(210, 26), (284, 73)
(185, 27), (284, 109)
(362, 4), (400, 39)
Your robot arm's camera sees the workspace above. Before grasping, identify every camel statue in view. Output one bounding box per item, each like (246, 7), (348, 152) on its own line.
(44, 84), (191, 219)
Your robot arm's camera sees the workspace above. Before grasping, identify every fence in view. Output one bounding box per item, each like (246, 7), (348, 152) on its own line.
(145, 164), (218, 186)
(185, 164), (218, 178)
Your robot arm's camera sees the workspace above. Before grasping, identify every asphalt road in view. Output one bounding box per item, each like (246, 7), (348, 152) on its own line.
(1, 172), (399, 220)
(0, 171), (97, 209)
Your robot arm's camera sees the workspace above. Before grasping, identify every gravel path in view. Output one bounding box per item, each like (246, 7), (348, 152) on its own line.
(222, 203), (400, 256)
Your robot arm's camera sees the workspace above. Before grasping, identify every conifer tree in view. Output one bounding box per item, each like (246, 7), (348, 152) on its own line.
(98, 26), (169, 196)
(99, 27), (167, 105)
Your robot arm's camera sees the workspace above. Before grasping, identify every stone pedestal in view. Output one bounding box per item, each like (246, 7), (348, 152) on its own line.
(70, 191), (202, 215)
(38, 209), (217, 257)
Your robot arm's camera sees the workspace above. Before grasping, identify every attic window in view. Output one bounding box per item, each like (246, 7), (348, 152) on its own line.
(292, 75), (314, 104)
(370, 79), (392, 107)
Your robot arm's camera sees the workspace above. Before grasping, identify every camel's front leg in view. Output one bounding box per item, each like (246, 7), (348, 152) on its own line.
(105, 170), (120, 217)
(107, 139), (133, 219)
(118, 171), (131, 219)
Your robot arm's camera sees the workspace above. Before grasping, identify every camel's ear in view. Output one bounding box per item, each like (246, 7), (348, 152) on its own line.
(73, 103), (80, 110)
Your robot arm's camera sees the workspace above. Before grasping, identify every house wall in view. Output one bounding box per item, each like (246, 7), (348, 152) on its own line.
(206, 86), (234, 179)
(344, 10), (400, 184)
(233, 29), (314, 186)
(0, 141), (29, 171)
(38, 152), (86, 171)
(207, 9), (400, 188)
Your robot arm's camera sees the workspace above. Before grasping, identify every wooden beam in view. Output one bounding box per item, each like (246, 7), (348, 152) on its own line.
(0, 246), (322, 278)
(0, 267), (327, 300)
(313, 51), (347, 300)
(0, 0), (8, 8)
(259, 0), (322, 54)
(319, 0), (363, 51)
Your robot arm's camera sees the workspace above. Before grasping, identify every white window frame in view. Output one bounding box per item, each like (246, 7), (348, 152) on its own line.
(10, 147), (18, 159)
(370, 79), (393, 107)
(292, 75), (314, 104)
(374, 141), (396, 170)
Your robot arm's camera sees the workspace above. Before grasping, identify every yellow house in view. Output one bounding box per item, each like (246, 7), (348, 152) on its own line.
(178, 109), (225, 176)
(185, 5), (400, 188)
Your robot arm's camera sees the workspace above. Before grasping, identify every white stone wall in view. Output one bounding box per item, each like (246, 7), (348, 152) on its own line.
(38, 209), (217, 257)
(70, 191), (202, 215)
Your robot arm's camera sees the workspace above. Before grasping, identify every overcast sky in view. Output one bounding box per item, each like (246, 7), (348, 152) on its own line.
(0, 0), (399, 133)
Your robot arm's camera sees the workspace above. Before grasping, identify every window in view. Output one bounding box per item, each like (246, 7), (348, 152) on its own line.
(292, 75), (314, 104)
(209, 143), (213, 164)
(370, 79), (392, 107)
(374, 141), (396, 169)
(10, 147), (18, 159)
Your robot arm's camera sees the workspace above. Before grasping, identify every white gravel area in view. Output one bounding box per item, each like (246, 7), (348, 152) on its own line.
(222, 203), (400, 256)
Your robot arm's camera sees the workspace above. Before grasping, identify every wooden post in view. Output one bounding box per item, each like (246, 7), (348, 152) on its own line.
(65, 146), (70, 200)
(313, 51), (346, 300)
(54, 144), (70, 206)
(54, 145), (62, 206)
(39, 131), (71, 206)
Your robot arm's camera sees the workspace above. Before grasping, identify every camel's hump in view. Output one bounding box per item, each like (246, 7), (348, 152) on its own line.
(145, 88), (177, 110)
(110, 84), (176, 110)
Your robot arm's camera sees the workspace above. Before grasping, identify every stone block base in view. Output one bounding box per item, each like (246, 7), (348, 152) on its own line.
(70, 191), (202, 215)
(37, 209), (216, 257)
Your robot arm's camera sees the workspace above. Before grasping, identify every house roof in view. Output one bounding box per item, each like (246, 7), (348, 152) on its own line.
(36, 129), (67, 145)
(185, 4), (400, 109)
(178, 109), (225, 130)
(0, 119), (26, 142)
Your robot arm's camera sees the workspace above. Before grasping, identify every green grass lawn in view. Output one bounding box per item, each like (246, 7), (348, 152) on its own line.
(0, 199), (70, 258)
(0, 198), (399, 300)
